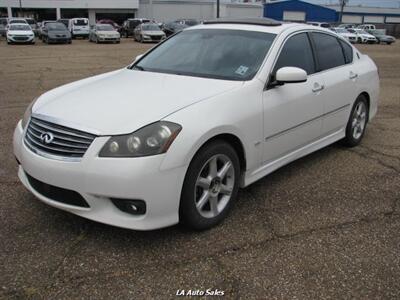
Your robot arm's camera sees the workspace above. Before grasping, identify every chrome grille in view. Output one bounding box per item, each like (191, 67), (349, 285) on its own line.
(24, 117), (97, 160)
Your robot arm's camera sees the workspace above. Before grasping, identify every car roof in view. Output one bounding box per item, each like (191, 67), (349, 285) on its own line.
(203, 18), (282, 27)
(188, 19), (320, 35)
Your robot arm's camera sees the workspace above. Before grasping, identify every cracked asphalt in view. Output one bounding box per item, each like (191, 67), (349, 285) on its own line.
(0, 38), (399, 299)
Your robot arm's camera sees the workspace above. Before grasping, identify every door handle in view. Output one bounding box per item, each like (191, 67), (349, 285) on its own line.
(312, 83), (324, 93)
(349, 72), (358, 79)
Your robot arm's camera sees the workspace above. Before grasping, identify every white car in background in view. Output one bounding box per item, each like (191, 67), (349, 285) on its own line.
(69, 18), (90, 38)
(348, 28), (378, 44)
(6, 23), (35, 44)
(332, 27), (357, 43)
(14, 19), (379, 231)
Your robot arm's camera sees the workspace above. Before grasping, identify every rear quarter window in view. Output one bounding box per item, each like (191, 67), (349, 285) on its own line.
(339, 40), (353, 64)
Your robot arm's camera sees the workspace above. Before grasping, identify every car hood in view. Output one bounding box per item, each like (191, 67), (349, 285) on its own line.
(341, 33), (356, 37)
(360, 33), (375, 38)
(32, 69), (243, 135)
(8, 30), (33, 35)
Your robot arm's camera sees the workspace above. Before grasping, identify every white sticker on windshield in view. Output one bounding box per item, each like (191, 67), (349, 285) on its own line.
(235, 65), (249, 76)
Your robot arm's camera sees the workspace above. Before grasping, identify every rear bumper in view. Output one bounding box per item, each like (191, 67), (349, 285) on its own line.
(72, 31), (89, 37)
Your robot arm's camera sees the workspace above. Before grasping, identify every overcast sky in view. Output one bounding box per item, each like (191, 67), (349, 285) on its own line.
(301, 0), (400, 8)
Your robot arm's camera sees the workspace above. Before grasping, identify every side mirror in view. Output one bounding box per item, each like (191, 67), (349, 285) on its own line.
(276, 67), (307, 84)
(135, 54), (144, 62)
(268, 67), (307, 89)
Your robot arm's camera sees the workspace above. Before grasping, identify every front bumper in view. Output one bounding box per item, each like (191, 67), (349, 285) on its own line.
(47, 36), (71, 43)
(13, 121), (186, 230)
(97, 36), (120, 42)
(142, 35), (166, 43)
(7, 35), (35, 43)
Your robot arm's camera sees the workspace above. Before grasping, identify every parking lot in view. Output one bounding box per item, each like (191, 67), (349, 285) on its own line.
(0, 38), (399, 299)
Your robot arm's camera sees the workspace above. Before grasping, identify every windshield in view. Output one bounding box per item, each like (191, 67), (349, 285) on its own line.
(26, 19), (35, 24)
(10, 19), (26, 24)
(97, 24), (114, 31)
(134, 29), (276, 81)
(47, 23), (67, 31)
(9, 24), (31, 31)
(0, 18), (7, 25)
(142, 24), (160, 31)
(74, 19), (88, 26)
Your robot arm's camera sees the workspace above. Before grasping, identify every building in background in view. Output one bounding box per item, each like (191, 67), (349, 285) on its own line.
(0, 0), (139, 24)
(0, 0), (263, 23)
(264, 0), (400, 24)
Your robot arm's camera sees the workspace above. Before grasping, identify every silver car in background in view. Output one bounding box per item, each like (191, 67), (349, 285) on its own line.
(133, 23), (166, 43)
(89, 24), (120, 43)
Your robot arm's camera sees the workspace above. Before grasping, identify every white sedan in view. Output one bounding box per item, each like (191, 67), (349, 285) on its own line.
(348, 28), (378, 44)
(13, 19), (379, 230)
(7, 23), (35, 44)
(332, 27), (357, 43)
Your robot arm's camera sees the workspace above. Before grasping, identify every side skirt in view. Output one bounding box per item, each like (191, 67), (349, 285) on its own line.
(242, 128), (346, 187)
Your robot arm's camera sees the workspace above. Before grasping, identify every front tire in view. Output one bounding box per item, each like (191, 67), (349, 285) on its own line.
(342, 95), (368, 147)
(180, 140), (240, 230)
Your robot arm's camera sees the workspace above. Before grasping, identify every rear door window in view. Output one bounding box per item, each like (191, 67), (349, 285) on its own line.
(312, 32), (346, 71)
(273, 33), (316, 75)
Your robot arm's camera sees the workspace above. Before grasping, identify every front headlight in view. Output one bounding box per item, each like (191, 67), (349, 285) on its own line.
(21, 98), (37, 129)
(99, 121), (182, 157)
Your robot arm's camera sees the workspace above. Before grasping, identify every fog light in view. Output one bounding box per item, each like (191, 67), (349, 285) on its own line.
(111, 198), (146, 215)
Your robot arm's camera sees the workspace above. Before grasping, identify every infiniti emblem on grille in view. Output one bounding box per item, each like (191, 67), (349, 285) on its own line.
(40, 132), (54, 144)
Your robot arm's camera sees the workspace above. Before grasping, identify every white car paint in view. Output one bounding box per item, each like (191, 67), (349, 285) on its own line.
(349, 28), (378, 44)
(7, 24), (35, 44)
(332, 28), (357, 43)
(13, 22), (379, 230)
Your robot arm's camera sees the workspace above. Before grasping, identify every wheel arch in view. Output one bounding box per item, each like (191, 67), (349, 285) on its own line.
(359, 91), (371, 121)
(197, 133), (247, 174)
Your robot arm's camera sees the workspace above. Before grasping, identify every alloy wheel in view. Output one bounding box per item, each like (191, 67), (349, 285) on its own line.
(194, 154), (235, 218)
(351, 101), (367, 140)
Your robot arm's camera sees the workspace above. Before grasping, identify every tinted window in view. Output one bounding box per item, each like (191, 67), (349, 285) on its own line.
(74, 19), (88, 26)
(339, 40), (353, 64)
(312, 32), (345, 71)
(273, 33), (315, 75)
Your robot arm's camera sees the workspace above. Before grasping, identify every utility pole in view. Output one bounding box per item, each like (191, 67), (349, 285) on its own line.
(19, 0), (22, 16)
(339, 0), (348, 23)
(217, 0), (220, 18)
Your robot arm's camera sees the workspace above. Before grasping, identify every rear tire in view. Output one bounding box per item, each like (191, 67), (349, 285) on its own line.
(341, 95), (369, 147)
(179, 140), (240, 230)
